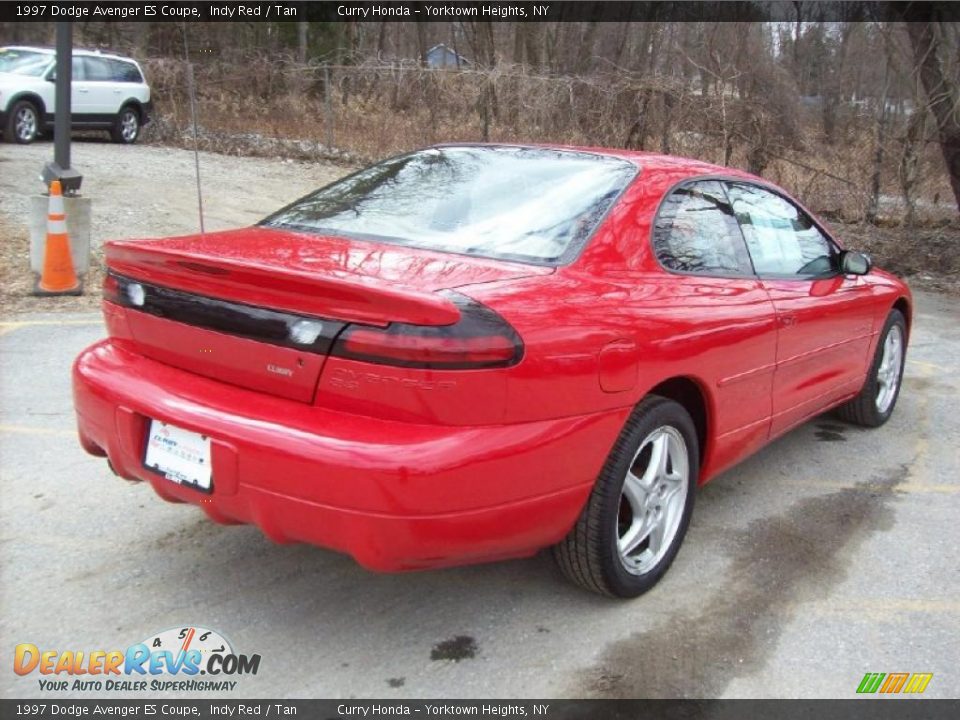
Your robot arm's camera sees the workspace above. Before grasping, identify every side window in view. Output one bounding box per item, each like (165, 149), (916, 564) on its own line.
(727, 183), (837, 277)
(653, 180), (752, 275)
(48, 57), (85, 81)
(109, 60), (142, 83)
(82, 57), (114, 81)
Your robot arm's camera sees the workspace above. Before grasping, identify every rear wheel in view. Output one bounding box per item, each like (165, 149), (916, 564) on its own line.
(554, 395), (698, 598)
(836, 309), (906, 427)
(5, 100), (40, 144)
(111, 106), (140, 144)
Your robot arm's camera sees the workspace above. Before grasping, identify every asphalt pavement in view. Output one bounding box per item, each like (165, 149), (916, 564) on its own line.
(1, 290), (957, 699)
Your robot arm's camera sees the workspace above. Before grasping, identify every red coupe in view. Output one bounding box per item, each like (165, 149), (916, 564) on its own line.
(73, 145), (910, 597)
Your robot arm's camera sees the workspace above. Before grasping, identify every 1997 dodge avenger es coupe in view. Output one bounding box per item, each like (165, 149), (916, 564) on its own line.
(73, 145), (910, 597)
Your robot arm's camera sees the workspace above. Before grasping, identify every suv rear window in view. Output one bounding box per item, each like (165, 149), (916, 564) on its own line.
(262, 146), (637, 265)
(108, 59), (142, 83)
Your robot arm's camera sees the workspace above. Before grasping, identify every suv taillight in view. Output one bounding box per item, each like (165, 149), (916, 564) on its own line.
(331, 293), (523, 370)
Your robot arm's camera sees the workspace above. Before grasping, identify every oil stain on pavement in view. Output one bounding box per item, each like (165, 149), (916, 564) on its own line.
(430, 635), (478, 662)
(814, 422), (848, 442)
(574, 464), (909, 698)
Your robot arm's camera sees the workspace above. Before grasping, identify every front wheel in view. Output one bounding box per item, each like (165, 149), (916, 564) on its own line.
(111, 106), (141, 144)
(554, 395), (698, 598)
(5, 100), (40, 143)
(836, 309), (907, 427)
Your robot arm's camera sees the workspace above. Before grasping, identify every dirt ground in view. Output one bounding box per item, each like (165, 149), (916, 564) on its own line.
(0, 139), (351, 314)
(0, 139), (957, 318)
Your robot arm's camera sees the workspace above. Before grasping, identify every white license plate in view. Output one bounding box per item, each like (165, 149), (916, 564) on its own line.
(144, 420), (212, 491)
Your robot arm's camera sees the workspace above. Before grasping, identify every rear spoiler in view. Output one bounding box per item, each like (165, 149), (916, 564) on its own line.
(105, 241), (461, 327)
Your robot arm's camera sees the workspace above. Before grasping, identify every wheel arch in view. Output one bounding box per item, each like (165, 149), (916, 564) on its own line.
(8, 92), (46, 117)
(646, 375), (711, 483)
(892, 296), (911, 338)
(119, 99), (144, 120)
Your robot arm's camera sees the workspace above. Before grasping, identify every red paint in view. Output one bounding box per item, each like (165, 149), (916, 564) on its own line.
(73, 148), (911, 572)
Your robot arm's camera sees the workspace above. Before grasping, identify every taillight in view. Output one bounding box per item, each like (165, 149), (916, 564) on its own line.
(103, 273), (145, 307)
(102, 273), (122, 304)
(332, 293), (523, 370)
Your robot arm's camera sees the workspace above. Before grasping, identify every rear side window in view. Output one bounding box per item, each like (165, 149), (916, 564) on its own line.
(727, 183), (837, 277)
(46, 57), (84, 81)
(82, 57), (114, 81)
(653, 180), (752, 275)
(109, 59), (142, 83)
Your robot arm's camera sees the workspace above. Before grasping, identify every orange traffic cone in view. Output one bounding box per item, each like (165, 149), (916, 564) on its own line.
(35, 180), (81, 295)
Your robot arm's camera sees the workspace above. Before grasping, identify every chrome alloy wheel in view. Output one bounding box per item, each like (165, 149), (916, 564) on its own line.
(616, 426), (690, 575)
(15, 106), (38, 142)
(120, 110), (139, 142)
(876, 324), (903, 414)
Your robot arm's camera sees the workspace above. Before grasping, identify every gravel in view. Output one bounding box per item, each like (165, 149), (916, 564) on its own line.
(0, 139), (353, 314)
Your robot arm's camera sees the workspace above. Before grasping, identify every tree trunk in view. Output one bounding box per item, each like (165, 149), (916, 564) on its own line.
(575, 22), (598, 75)
(902, 6), (960, 214)
(415, 22), (428, 67)
(297, 21), (308, 64)
(524, 24), (542, 70)
(512, 24), (525, 65)
(899, 108), (927, 227)
(866, 105), (889, 224)
(660, 91), (675, 154)
(822, 21), (853, 145)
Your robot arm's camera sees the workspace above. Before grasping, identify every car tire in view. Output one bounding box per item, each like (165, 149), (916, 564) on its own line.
(835, 309), (907, 428)
(5, 100), (40, 144)
(111, 106), (141, 144)
(554, 395), (698, 598)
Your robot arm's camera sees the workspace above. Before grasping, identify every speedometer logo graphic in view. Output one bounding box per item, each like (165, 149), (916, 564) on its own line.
(140, 626), (234, 667)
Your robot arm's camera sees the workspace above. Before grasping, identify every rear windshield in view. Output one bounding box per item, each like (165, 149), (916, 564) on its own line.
(0, 48), (51, 77)
(261, 146), (637, 264)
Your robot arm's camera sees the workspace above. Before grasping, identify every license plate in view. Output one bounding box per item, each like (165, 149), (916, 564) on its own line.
(144, 420), (212, 492)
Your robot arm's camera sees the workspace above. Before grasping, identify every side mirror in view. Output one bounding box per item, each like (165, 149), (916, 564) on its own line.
(840, 250), (872, 276)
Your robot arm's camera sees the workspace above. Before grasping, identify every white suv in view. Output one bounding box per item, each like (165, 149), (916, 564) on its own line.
(0, 46), (152, 144)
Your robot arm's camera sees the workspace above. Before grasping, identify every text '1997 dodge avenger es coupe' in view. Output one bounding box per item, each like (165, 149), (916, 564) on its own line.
(73, 145), (910, 597)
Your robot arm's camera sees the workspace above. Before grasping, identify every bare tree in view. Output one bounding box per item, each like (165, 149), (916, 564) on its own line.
(866, 46), (893, 224)
(894, 2), (960, 213)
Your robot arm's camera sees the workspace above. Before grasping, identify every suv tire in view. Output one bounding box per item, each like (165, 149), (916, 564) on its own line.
(111, 105), (141, 144)
(5, 100), (40, 144)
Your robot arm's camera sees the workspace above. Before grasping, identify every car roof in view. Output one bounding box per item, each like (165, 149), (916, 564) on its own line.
(1, 45), (137, 63)
(430, 142), (758, 182)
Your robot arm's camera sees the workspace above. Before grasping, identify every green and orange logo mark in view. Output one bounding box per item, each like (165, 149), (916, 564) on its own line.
(857, 672), (933, 694)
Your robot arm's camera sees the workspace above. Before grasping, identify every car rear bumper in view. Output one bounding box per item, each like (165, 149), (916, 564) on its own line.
(73, 340), (626, 571)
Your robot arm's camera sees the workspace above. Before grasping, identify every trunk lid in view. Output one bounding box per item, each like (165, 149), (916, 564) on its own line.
(104, 227), (550, 402)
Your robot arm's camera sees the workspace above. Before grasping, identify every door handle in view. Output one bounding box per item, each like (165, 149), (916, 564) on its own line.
(780, 314), (797, 328)
(77, 88), (89, 93)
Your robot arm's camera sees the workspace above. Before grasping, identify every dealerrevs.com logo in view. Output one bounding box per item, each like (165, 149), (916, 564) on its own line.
(14, 626), (261, 693)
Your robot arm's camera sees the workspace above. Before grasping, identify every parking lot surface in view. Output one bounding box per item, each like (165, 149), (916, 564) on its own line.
(1, 288), (957, 699)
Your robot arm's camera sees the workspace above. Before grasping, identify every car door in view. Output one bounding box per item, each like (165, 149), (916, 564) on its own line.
(649, 179), (778, 475)
(42, 55), (82, 117)
(725, 181), (876, 436)
(75, 56), (119, 118)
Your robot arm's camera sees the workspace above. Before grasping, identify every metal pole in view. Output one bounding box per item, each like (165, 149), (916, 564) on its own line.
(182, 24), (205, 235)
(42, 22), (82, 193)
(54, 22), (71, 171)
